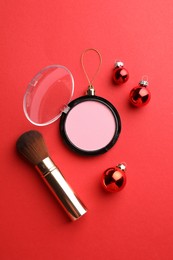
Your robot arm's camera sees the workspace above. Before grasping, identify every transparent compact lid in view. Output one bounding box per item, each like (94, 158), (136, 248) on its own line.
(23, 65), (74, 126)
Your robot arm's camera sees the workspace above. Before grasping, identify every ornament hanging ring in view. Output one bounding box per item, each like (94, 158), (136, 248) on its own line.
(81, 48), (102, 88)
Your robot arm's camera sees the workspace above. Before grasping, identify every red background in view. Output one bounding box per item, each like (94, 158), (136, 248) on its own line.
(1, 1), (173, 259)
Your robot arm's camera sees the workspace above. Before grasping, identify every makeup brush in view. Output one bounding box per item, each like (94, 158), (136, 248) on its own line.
(16, 130), (87, 221)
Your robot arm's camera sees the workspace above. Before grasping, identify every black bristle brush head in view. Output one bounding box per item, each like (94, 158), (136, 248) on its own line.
(16, 130), (49, 165)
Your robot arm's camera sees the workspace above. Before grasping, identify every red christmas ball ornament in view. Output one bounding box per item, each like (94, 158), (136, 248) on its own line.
(129, 79), (151, 107)
(113, 61), (129, 85)
(102, 163), (127, 192)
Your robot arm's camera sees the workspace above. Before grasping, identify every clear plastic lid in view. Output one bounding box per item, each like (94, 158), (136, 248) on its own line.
(23, 65), (74, 126)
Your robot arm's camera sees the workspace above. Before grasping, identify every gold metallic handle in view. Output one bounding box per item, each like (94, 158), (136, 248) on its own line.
(36, 158), (87, 221)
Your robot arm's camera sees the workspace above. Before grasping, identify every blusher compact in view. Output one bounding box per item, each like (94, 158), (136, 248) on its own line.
(23, 49), (121, 155)
(60, 94), (121, 155)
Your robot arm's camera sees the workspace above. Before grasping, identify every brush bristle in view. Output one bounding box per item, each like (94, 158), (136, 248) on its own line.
(16, 130), (49, 165)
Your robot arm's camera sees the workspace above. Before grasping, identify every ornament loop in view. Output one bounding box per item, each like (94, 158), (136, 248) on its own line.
(81, 48), (102, 88)
(141, 75), (148, 82)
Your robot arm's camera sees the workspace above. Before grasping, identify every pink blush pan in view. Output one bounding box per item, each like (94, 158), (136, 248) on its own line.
(65, 101), (116, 151)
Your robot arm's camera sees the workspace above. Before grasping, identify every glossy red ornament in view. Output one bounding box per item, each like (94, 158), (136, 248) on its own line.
(129, 80), (151, 107)
(102, 163), (127, 192)
(113, 61), (129, 85)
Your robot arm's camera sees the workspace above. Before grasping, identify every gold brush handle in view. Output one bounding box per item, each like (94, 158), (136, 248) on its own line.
(36, 157), (87, 221)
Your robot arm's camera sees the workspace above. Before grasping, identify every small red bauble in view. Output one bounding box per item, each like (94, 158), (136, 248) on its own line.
(113, 61), (129, 85)
(102, 163), (127, 192)
(129, 79), (151, 107)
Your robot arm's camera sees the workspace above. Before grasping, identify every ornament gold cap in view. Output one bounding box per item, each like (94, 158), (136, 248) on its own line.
(139, 75), (149, 87)
(139, 80), (148, 87)
(116, 163), (126, 171)
(114, 61), (124, 68)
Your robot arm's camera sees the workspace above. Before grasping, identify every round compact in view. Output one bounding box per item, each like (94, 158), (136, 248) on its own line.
(60, 95), (121, 155)
(24, 64), (121, 156)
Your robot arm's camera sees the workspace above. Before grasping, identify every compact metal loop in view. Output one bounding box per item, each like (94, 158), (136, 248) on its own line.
(81, 48), (102, 88)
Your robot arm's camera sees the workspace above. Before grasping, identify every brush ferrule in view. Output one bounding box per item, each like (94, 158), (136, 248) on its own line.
(35, 157), (56, 176)
(35, 157), (87, 221)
